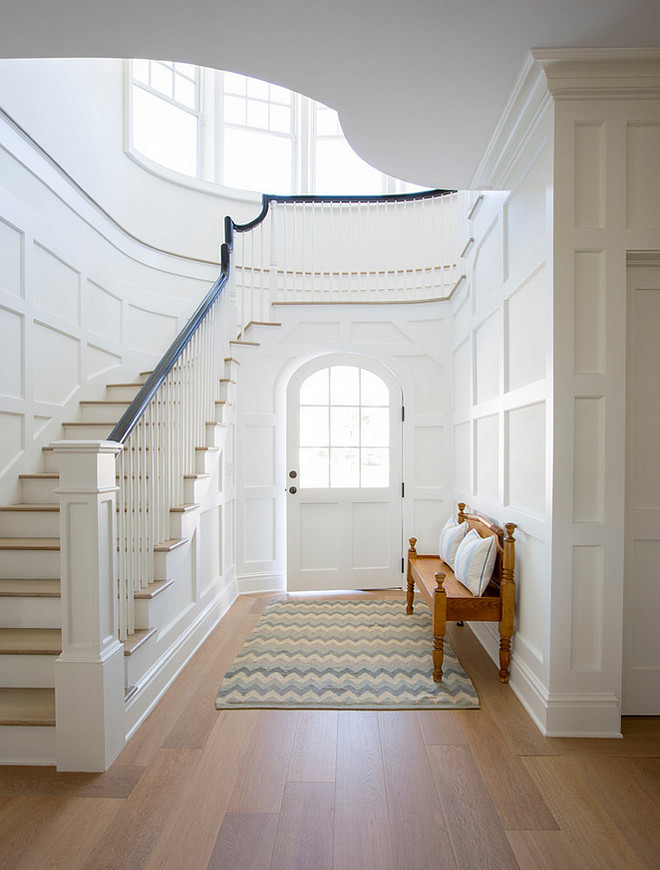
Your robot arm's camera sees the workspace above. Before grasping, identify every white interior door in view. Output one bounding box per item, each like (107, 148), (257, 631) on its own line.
(624, 263), (660, 714)
(286, 355), (403, 592)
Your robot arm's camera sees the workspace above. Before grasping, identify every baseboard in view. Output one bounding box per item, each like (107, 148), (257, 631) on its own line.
(124, 578), (238, 739)
(237, 572), (286, 595)
(468, 622), (622, 738)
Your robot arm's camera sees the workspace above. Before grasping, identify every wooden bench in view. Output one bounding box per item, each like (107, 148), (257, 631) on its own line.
(406, 503), (516, 683)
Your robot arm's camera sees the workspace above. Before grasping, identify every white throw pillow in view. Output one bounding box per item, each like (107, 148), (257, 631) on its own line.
(438, 517), (468, 568)
(454, 528), (497, 595)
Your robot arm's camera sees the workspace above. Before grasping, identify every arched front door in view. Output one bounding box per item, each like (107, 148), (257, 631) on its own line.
(286, 355), (403, 592)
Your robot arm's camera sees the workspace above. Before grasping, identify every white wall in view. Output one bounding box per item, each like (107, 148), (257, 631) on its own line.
(453, 108), (554, 724)
(0, 58), (260, 262)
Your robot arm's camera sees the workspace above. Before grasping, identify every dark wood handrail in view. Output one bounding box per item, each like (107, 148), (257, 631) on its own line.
(108, 188), (455, 444)
(108, 241), (231, 444)
(232, 188), (456, 233)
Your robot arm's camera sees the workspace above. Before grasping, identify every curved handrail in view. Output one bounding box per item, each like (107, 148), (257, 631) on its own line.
(108, 188), (454, 444)
(232, 188), (456, 233)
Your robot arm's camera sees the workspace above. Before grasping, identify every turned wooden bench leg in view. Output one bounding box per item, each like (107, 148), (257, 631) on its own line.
(406, 537), (417, 614)
(498, 522), (517, 683)
(432, 572), (447, 682)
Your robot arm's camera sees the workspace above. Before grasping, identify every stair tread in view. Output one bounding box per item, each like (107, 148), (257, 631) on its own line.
(18, 473), (59, 480)
(133, 579), (175, 599)
(123, 627), (157, 655)
(0, 628), (62, 655)
(79, 400), (130, 406)
(0, 503), (59, 512)
(0, 579), (61, 597)
(0, 688), (56, 726)
(153, 537), (188, 552)
(0, 537), (60, 550)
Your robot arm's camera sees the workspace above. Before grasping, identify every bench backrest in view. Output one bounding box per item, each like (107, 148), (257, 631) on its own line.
(457, 503), (505, 591)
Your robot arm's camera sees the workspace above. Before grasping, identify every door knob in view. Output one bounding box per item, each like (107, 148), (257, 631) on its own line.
(288, 486), (297, 494)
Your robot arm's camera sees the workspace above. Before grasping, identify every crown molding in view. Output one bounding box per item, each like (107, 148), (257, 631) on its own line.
(470, 52), (552, 191)
(472, 48), (660, 190)
(532, 47), (660, 101)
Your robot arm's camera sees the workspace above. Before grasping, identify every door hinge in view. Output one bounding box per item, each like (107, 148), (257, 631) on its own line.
(401, 482), (405, 497)
(401, 405), (405, 422)
(401, 557), (405, 573)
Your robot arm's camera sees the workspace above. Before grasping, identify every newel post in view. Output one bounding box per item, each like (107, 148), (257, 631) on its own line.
(51, 440), (125, 771)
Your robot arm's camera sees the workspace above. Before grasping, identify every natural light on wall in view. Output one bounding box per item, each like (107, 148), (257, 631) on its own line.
(129, 60), (420, 196)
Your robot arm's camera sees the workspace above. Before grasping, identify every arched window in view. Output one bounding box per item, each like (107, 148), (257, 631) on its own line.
(129, 61), (423, 196)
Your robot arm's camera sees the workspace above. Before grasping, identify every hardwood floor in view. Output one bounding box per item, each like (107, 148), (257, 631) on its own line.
(0, 590), (658, 870)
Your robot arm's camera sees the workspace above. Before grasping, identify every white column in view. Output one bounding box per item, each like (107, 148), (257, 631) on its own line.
(52, 440), (125, 771)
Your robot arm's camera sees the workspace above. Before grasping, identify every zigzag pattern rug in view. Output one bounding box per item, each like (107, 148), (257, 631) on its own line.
(216, 598), (479, 710)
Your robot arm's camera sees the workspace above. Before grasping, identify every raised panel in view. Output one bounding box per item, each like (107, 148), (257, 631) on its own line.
(283, 322), (339, 344)
(401, 355), (443, 414)
(32, 242), (79, 325)
(516, 531), (546, 663)
(86, 280), (121, 343)
(244, 498), (275, 563)
(506, 265), (547, 392)
(571, 546), (604, 672)
(352, 502), (390, 569)
(507, 402), (545, 517)
(0, 218), (22, 297)
(505, 146), (549, 279)
(630, 540), (660, 669)
(244, 424), (275, 487)
(0, 306), (23, 398)
(86, 343), (121, 378)
(350, 321), (408, 344)
(412, 498), (446, 554)
(33, 322), (79, 404)
(574, 251), (605, 374)
(474, 310), (500, 404)
(299, 502), (339, 570)
(199, 506), (220, 584)
(574, 123), (606, 229)
(453, 338), (471, 413)
(453, 422), (471, 493)
(126, 304), (178, 354)
(473, 217), (501, 310)
(0, 411), (23, 475)
(413, 426), (443, 488)
(475, 414), (499, 502)
(630, 287), (660, 510)
(573, 397), (605, 523)
(627, 124), (660, 229)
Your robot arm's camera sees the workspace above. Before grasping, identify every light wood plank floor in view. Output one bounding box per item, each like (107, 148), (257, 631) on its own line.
(1, 591), (659, 870)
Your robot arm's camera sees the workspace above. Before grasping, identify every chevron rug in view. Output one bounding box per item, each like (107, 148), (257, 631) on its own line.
(216, 598), (479, 710)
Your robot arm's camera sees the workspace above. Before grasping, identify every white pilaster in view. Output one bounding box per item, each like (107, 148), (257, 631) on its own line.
(52, 440), (125, 771)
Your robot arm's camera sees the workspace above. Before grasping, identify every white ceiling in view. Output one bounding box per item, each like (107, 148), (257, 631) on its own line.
(1, 0), (659, 188)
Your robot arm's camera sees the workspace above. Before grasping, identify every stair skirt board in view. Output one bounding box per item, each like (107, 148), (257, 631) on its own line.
(0, 724), (57, 765)
(124, 580), (238, 739)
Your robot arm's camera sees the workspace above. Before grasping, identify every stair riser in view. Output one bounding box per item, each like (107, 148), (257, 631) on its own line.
(0, 511), (60, 537)
(0, 655), (57, 687)
(106, 385), (142, 402)
(206, 422), (227, 449)
(43, 450), (59, 473)
(0, 550), (59, 580)
(217, 381), (236, 404)
(214, 403), (232, 425)
(20, 479), (58, 504)
(0, 725), (56, 765)
(63, 423), (113, 439)
(0, 598), (61, 629)
(80, 403), (129, 423)
(184, 476), (211, 503)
